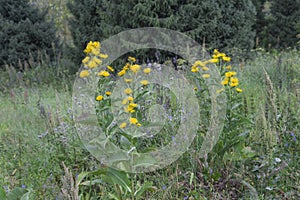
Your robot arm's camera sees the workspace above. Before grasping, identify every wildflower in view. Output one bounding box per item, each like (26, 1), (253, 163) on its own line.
(91, 48), (101, 56)
(125, 103), (138, 113)
(208, 58), (219, 63)
(119, 122), (127, 128)
(222, 56), (231, 62)
(140, 80), (149, 85)
(202, 66), (209, 71)
(127, 96), (134, 102)
(213, 49), (220, 54)
(122, 98), (128, 105)
(236, 88), (243, 93)
(194, 60), (205, 67)
(130, 64), (141, 73)
(137, 123), (142, 126)
(124, 88), (133, 95)
(191, 66), (199, 73)
(96, 95), (104, 101)
(88, 60), (98, 69)
(98, 70), (110, 77)
(226, 65), (231, 70)
(100, 54), (108, 59)
(123, 63), (130, 70)
(194, 87), (198, 91)
(105, 91), (111, 96)
(221, 77), (229, 85)
(202, 74), (210, 78)
(118, 69), (126, 76)
(225, 71), (237, 78)
(124, 78), (132, 83)
(128, 56), (136, 63)
(143, 68), (151, 74)
(230, 77), (239, 87)
(79, 70), (90, 78)
(82, 56), (90, 64)
(107, 66), (114, 72)
(129, 117), (138, 125)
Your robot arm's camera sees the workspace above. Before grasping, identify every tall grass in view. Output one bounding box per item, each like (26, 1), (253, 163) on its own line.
(0, 49), (299, 199)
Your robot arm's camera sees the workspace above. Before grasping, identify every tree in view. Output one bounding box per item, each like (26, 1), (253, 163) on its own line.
(67, 0), (256, 65)
(0, 0), (59, 69)
(268, 0), (300, 48)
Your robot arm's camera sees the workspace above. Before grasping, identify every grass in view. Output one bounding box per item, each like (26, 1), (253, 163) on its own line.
(0, 49), (299, 199)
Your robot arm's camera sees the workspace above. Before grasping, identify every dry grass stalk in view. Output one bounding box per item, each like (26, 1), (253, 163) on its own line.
(60, 162), (79, 200)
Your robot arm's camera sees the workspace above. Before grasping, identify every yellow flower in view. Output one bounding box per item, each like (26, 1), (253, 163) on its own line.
(124, 78), (132, 83)
(208, 58), (219, 63)
(202, 66), (209, 71)
(125, 105), (135, 113)
(79, 70), (90, 78)
(82, 56), (90, 64)
(122, 96), (134, 105)
(222, 56), (231, 62)
(225, 71), (237, 78)
(213, 49), (220, 54)
(118, 69), (126, 76)
(137, 123), (142, 126)
(143, 68), (151, 74)
(129, 117), (138, 125)
(100, 54), (108, 59)
(194, 60), (205, 67)
(226, 65), (232, 70)
(94, 57), (102, 64)
(236, 88), (243, 93)
(119, 122), (127, 128)
(140, 80), (149, 85)
(194, 87), (198, 91)
(105, 91), (112, 96)
(222, 77), (229, 85)
(107, 66), (114, 72)
(219, 53), (226, 57)
(191, 67), (199, 73)
(96, 95), (104, 101)
(98, 70), (110, 77)
(202, 74), (210, 78)
(92, 41), (100, 49)
(122, 98), (128, 105)
(130, 64), (141, 73)
(88, 60), (98, 69)
(230, 77), (239, 87)
(123, 63), (130, 70)
(125, 102), (138, 113)
(91, 48), (100, 56)
(127, 96), (134, 102)
(128, 56), (136, 63)
(124, 88), (132, 95)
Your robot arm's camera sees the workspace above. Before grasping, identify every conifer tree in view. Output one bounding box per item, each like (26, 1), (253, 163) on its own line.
(268, 0), (300, 48)
(67, 0), (256, 64)
(0, 0), (59, 69)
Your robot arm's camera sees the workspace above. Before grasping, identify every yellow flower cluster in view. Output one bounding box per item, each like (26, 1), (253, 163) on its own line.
(191, 49), (242, 93)
(212, 49), (231, 62)
(79, 41), (111, 79)
(95, 90), (112, 101)
(117, 56), (152, 128)
(191, 60), (206, 73)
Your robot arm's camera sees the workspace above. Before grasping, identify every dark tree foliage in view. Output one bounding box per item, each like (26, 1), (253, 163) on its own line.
(0, 0), (59, 69)
(268, 0), (300, 48)
(67, 0), (256, 64)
